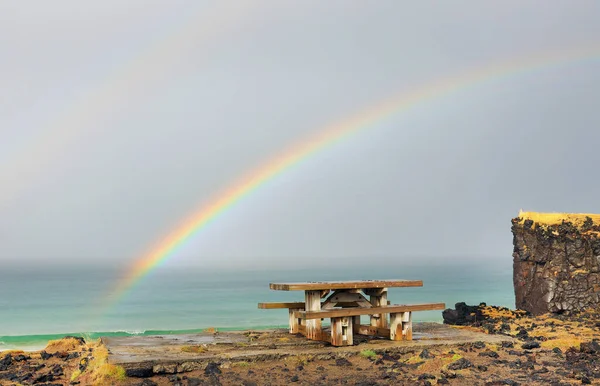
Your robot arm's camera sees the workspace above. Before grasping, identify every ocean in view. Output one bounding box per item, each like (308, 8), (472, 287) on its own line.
(0, 258), (513, 351)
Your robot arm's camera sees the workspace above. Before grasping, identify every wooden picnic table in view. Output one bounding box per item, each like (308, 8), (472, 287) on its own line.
(260, 280), (444, 346)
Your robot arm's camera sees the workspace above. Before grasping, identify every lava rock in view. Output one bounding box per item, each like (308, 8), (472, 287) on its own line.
(420, 349), (434, 359)
(138, 380), (158, 386)
(485, 380), (520, 386)
(204, 362), (222, 376)
(33, 373), (54, 383)
(521, 341), (540, 349)
(478, 350), (499, 358)
(0, 354), (11, 371)
(335, 358), (352, 367)
(66, 352), (80, 360)
(447, 358), (473, 371)
(472, 341), (486, 349)
(40, 351), (52, 360)
(51, 364), (64, 376)
(186, 378), (201, 386)
(580, 340), (600, 354)
(290, 375), (299, 382)
(125, 366), (154, 378)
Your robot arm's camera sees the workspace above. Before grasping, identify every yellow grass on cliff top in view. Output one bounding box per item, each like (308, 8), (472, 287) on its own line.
(517, 210), (600, 227)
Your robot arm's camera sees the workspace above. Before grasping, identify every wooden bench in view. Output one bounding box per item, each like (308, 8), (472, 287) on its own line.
(258, 301), (387, 334)
(294, 303), (445, 346)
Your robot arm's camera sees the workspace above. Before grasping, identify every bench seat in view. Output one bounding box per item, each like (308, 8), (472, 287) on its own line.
(294, 302), (445, 319)
(295, 302), (445, 346)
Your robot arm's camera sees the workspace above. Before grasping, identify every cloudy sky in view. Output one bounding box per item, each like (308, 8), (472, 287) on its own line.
(1, 1), (599, 268)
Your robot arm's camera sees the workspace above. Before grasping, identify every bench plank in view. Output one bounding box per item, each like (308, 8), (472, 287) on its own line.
(295, 303), (445, 320)
(258, 302), (306, 309)
(270, 280), (423, 291)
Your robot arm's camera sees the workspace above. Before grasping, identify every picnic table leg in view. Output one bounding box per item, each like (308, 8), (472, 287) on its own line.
(402, 311), (413, 340)
(368, 288), (389, 328)
(305, 290), (322, 340)
(289, 308), (302, 334)
(389, 312), (402, 341)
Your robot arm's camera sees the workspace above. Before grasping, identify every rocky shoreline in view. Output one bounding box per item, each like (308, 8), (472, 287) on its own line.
(2, 304), (600, 385)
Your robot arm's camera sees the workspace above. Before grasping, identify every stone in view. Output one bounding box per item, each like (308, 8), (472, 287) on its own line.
(126, 366), (154, 378)
(521, 341), (540, 349)
(186, 378), (202, 386)
(472, 341), (486, 349)
(447, 358), (473, 370)
(204, 362), (222, 376)
(290, 375), (299, 382)
(0, 354), (11, 371)
(40, 351), (52, 360)
(334, 358), (352, 367)
(478, 350), (499, 358)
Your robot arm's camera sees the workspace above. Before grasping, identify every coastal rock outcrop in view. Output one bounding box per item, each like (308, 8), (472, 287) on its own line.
(512, 212), (600, 315)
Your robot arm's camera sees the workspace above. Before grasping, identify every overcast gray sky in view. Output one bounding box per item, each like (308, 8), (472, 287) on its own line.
(1, 1), (599, 268)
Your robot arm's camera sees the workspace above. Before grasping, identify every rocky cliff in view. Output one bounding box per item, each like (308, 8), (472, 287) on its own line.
(512, 212), (600, 315)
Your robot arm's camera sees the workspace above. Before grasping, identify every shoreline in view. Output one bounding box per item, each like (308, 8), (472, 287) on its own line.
(3, 306), (600, 385)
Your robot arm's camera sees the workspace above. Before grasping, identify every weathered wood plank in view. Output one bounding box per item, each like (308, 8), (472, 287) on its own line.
(270, 280), (423, 291)
(289, 308), (302, 334)
(369, 288), (388, 329)
(331, 317), (353, 346)
(355, 324), (391, 337)
(305, 290), (322, 340)
(389, 313), (403, 341)
(258, 302), (306, 309)
(297, 324), (306, 335)
(258, 301), (365, 309)
(322, 290), (372, 309)
(402, 311), (413, 340)
(295, 303), (445, 320)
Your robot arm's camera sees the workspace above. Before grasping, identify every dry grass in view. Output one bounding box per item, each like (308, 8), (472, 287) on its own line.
(80, 340), (126, 386)
(44, 337), (84, 354)
(517, 211), (600, 227)
(481, 306), (526, 320)
(417, 353), (463, 373)
(0, 350), (25, 356)
(181, 345), (208, 353)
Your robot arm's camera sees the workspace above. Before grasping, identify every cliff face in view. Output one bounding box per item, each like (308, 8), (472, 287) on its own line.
(512, 212), (600, 315)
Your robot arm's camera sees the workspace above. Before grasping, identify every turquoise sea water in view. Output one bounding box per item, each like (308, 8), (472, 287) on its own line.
(0, 259), (513, 351)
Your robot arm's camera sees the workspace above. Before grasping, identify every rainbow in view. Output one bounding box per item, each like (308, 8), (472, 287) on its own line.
(107, 44), (600, 305)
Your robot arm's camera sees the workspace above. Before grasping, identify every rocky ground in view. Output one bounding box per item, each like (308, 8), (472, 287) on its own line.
(3, 304), (600, 385)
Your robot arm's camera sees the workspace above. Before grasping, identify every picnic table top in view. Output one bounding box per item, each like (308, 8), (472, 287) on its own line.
(269, 280), (423, 291)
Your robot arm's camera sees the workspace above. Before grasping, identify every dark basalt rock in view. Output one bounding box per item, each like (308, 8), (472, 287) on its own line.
(485, 380), (519, 386)
(443, 302), (485, 325)
(126, 366), (154, 378)
(512, 215), (600, 315)
(521, 341), (541, 349)
(447, 358), (473, 371)
(478, 350), (499, 358)
(334, 358), (352, 367)
(13, 354), (29, 362)
(40, 351), (52, 360)
(204, 362), (222, 376)
(138, 379), (158, 386)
